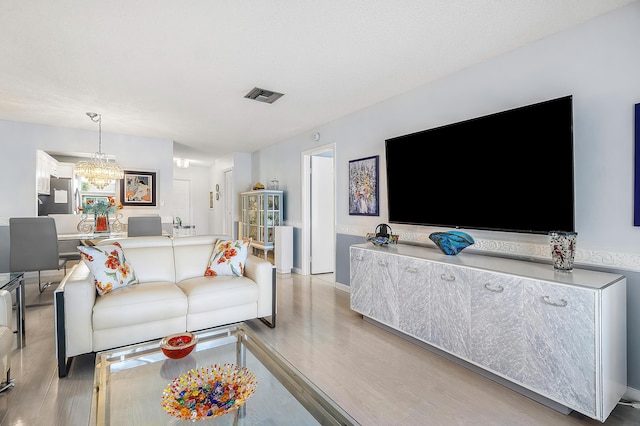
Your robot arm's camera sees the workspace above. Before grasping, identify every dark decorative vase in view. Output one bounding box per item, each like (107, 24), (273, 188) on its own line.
(429, 231), (474, 255)
(548, 231), (577, 271)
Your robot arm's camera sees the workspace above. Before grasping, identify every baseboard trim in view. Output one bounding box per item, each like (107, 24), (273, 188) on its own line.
(623, 386), (640, 402)
(335, 281), (350, 292)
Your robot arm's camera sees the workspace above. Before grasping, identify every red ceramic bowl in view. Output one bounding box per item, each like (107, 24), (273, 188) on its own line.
(160, 332), (198, 359)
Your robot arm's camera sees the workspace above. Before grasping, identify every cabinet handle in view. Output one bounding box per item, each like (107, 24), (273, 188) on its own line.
(355, 255), (364, 261)
(440, 274), (455, 282)
(541, 295), (568, 307)
(484, 283), (504, 293)
(377, 260), (387, 266)
(405, 267), (418, 273)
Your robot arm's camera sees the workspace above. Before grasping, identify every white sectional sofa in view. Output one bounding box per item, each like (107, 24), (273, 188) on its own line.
(54, 235), (275, 377)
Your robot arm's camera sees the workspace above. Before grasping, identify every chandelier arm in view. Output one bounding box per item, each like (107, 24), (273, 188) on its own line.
(75, 112), (123, 189)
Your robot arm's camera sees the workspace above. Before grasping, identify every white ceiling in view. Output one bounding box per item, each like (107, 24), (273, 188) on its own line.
(0, 1), (636, 161)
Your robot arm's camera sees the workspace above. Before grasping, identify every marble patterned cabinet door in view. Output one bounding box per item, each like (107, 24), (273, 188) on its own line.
(350, 248), (399, 328)
(368, 251), (399, 327)
(350, 247), (373, 317)
(523, 281), (596, 418)
(398, 257), (431, 342)
(470, 270), (525, 382)
(430, 263), (472, 359)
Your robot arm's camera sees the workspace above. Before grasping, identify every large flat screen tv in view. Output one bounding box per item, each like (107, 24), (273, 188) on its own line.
(385, 95), (574, 235)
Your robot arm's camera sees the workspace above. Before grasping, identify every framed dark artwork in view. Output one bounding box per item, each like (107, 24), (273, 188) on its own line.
(635, 103), (640, 225)
(349, 155), (379, 216)
(120, 170), (157, 206)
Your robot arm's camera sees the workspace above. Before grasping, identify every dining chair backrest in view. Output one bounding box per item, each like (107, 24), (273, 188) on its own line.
(9, 217), (61, 273)
(127, 216), (162, 237)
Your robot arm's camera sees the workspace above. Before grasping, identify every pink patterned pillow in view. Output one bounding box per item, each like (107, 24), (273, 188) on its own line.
(78, 242), (139, 295)
(204, 239), (251, 277)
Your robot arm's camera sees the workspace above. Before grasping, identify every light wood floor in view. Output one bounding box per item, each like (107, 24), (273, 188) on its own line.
(1, 271), (640, 425)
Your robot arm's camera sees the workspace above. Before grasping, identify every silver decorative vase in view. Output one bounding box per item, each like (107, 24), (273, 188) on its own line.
(548, 231), (577, 272)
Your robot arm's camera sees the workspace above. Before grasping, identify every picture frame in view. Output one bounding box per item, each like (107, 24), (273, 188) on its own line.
(80, 194), (110, 208)
(349, 155), (379, 216)
(120, 170), (157, 206)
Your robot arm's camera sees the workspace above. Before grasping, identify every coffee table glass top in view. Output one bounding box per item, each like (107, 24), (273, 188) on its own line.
(0, 272), (22, 288)
(91, 322), (358, 425)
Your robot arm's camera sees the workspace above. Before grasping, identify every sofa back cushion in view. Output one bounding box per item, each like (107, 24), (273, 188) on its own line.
(97, 236), (175, 283)
(173, 235), (230, 283)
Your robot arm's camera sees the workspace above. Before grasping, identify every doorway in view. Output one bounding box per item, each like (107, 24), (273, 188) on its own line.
(301, 144), (335, 277)
(172, 179), (192, 226)
(223, 168), (233, 237)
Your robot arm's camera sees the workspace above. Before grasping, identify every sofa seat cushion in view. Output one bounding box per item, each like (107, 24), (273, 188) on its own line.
(178, 276), (258, 314)
(93, 281), (187, 331)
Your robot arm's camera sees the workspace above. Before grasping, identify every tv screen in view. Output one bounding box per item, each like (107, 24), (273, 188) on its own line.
(385, 95), (574, 234)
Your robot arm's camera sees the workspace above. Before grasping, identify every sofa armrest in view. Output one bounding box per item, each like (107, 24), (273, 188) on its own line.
(0, 290), (11, 328)
(55, 262), (96, 361)
(244, 254), (275, 319)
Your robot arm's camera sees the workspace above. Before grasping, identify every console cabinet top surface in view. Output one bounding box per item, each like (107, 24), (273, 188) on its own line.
(351, 243), (623, 290)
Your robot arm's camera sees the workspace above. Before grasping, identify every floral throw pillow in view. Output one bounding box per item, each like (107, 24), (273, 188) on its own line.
(204, 239), (251, 277)
(78, 242), (139, 295)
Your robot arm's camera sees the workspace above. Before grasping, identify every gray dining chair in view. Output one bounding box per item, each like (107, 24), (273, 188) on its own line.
(127, 216), (163, 237)
(9, 217), (74, 293)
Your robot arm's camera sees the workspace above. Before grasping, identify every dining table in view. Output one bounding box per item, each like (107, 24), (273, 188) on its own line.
(57, 232), (128, 246)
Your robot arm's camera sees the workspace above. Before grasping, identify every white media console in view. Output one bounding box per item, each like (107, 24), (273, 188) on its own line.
(349, 243), (627, 422)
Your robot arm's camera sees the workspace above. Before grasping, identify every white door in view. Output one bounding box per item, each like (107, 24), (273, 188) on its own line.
(172, 179), (191, 226)
(311, 155), (335, 274)
(224, 169), (233, 237)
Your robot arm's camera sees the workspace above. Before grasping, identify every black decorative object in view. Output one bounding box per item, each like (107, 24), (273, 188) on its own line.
(366, 223), (399, 246)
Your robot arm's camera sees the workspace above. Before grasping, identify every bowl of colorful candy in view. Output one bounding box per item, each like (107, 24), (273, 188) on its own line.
(161, 363), (257, 420)
(160, 332), (198, 359)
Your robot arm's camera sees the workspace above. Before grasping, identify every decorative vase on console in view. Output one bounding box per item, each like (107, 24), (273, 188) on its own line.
(429, 231), (474, 255)
(548, 231), (577, 271)
(94, 211), (109, 233)
(78, 196), (123, 234)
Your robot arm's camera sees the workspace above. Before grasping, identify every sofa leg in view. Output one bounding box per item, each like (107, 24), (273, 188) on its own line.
(259, 266), (277, 328)
(58, 357), (73, 378)
(54, 289), (72, 377)
(0, 369), (14, 393)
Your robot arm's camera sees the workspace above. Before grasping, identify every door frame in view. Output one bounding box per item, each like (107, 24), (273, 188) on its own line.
(223, 168), (233, 237)
(301, 143), (335, 276)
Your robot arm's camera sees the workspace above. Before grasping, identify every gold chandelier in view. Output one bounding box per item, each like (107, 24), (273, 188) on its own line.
(75, 112), (124, 189)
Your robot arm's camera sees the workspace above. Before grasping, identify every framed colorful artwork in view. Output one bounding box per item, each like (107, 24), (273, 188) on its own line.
(120, 170), (157, 206)
(348, 155), (379, 216)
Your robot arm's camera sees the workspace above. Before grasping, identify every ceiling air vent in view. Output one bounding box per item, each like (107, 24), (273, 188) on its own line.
(244, 87), (284, 104)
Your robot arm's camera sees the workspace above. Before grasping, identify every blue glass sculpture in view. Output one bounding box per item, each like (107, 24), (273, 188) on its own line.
(429, 231), (475, 255)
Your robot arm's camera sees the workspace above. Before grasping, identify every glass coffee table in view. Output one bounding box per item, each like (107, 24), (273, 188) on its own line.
(90, 323), (358, 425)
